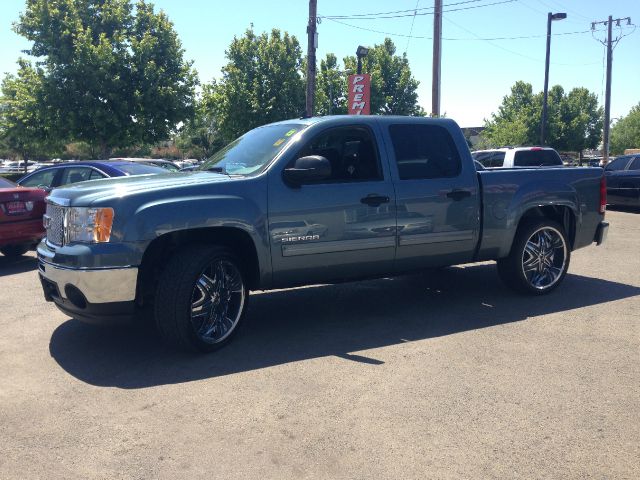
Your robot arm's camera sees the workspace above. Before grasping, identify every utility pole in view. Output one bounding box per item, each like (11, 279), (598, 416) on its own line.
(602, 16), (613, 164)
(431, 0), (442, 117)
(540, 12), (566, 145)
(305, 0), (318, 117)
(592, 15), (632, 164)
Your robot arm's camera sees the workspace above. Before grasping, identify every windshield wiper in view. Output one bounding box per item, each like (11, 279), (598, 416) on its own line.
(205, 166), (225, 173)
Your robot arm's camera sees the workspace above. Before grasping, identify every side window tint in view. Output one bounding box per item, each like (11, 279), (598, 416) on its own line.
(88, 169), (105, 180)
(490, 152), (505, 167)
(628, 158), (640, 170)
(60, 167), (93, 185)
(19, 169), (57, 188)
(295, 126), (382, 183)
(389, 124), (462, 180)
(606, 157), (629, 171)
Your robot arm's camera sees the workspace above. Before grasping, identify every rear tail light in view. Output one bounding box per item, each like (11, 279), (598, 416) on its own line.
(599, 176), (607, 214)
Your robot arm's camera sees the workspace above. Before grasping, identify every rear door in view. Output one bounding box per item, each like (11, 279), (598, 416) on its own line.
(268, 123), (397, 287)
(383, 122), (481, 271)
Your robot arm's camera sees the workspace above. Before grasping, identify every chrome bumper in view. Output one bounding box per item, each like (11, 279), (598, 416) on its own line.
(38, 259), (138, 304)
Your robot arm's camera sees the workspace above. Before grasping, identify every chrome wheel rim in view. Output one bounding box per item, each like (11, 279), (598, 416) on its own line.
(521, 226), (567, 290)
(190, 259), (245, 344)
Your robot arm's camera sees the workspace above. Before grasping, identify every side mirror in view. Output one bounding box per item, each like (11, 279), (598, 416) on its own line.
(283, 155), (331, 186)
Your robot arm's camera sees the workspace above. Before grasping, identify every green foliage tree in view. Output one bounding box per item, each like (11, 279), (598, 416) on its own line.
(175, 84), (224, 159)
(315, 53), (348, 116)
(481, 81), (602, 156)
(0, 59), (59, 166)
(610, 103), (640, 154)
(210, 28), (305, 143)
(13, 0), (197, 157)
(343, 38), (424, 116)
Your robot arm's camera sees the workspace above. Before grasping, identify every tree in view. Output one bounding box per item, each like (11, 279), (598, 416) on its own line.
(610, 103), (640, 155)
(14, 0), (197, 157)
(481, 81), (602, 156)
(343, 38), (424, 116)
(175, 84), (224, 159)
(210, 28), (305, 143)
(0, 59), (59, 166)
(315, 53), (348, 115)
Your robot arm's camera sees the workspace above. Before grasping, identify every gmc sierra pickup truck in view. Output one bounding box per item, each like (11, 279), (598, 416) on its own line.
(37, 116), (609, 352)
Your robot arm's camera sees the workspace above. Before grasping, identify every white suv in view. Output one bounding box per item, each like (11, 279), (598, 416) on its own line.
(472, 147), (563, 168)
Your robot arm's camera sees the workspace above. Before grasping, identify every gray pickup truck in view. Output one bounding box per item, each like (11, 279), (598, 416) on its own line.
(37, 116), (609, 352)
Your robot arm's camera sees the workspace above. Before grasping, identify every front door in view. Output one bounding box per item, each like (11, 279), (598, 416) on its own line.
(268, 124), (397, 287)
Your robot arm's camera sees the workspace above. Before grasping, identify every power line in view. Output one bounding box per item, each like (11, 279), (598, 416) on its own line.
(319, 0), (485, 20)
(320, 0), (517, 20)
(405, 0), (421, 55)
(324, 16), (612, 42)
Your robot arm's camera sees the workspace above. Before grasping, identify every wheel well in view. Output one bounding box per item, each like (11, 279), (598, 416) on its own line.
(136, 227), (261, 306)
(518, 205), (576, 248)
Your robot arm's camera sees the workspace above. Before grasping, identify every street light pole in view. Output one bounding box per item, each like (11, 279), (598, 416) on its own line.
(540, 12), (566, 145)
(356, 45), (369, 75)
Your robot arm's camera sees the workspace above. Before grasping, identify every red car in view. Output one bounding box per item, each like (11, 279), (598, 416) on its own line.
(0, 177), (47, 257)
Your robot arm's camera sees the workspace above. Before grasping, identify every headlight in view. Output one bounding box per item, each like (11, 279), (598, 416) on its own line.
(64, 207), (114, 243)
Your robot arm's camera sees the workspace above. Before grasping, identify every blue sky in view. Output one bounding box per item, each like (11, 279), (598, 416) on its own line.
(1, 0), (638, 127)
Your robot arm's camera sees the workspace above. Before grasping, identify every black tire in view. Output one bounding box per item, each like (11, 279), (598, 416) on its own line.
(0, 244), (30, 258)
(154, 245), (249, 352)
(497, 219), (570, 295)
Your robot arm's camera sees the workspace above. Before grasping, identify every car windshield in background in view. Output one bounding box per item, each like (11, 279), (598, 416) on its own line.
(115, 163), (168, 175)
(0, 177), (16, 188)
(199, 124), (305, 175)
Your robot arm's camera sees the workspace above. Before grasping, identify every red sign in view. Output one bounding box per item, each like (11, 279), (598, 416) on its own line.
(348, 74), (371, 115)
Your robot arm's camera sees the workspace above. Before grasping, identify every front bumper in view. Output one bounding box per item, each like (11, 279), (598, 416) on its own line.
(594, 221), (609, 246)
(37, 243), (138, 324)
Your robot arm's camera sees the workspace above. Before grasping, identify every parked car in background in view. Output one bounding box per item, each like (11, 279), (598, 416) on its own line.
(0, 160), (41, 174)
(0, 177), (47, 257)
(604, 154), (640, 208)
(472, 147), (564, 168)
(109, 158), (181, 172)
(16, 160), (167, 192)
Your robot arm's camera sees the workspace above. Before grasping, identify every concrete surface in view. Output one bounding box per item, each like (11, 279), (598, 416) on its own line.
(0, 209), (638, 479)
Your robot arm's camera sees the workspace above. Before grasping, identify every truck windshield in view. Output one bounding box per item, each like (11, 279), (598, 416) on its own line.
(199, 124), (305, 175)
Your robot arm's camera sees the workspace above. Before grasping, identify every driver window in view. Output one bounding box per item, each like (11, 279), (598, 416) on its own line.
(296, 126), (382, 182)
(19, 169), (57, 189)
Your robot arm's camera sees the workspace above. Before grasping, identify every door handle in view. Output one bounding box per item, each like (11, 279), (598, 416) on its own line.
(361, 194), (390, 207)
(446, 189), (472, 201)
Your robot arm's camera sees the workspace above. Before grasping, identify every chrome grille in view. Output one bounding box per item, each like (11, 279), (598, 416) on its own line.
(44, 203), (65, 246)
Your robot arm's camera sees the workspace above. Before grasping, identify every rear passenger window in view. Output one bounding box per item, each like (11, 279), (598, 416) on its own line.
(514, 150), (562, 167)
(629, 158), (640, 170)
(389, 124), (461, 180)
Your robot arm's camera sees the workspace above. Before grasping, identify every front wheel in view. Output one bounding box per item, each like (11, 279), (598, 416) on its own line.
(154, 245), (248, 352)
(497, 219), (570, 295)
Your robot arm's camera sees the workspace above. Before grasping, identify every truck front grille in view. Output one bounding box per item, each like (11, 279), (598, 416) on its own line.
(44, 203), (65, 246)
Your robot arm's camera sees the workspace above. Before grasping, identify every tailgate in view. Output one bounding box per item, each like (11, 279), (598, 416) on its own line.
(0, 189), (47, 223)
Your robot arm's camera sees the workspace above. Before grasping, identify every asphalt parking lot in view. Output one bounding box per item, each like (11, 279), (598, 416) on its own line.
(1, 209), (638, 479)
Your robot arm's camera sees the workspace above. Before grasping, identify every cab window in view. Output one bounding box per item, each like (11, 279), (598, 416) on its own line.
(294, 126), (382, 183)
(389, 124), (461, 180)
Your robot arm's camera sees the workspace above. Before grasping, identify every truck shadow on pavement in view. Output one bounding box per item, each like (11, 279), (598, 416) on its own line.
(49, 264), (640, 389)
(0, 254), (37, 277)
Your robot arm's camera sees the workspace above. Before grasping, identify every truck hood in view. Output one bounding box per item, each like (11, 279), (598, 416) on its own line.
(47, 172), (238, 206)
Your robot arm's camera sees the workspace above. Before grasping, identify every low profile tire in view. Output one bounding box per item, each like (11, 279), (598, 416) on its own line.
(497, 219), (570, 295)
(0, 244), (30, 258)
(154, 245), (248, 352)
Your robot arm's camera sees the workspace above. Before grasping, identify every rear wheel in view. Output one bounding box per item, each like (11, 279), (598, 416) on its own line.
(154, 245), (248, 352)
(0, 244), (30, 258)
(497, 219), (570, 295)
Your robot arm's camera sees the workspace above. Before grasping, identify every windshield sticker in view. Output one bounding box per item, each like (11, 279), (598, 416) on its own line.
(284, 129), (297, 137)
(273, 138), (285, 147)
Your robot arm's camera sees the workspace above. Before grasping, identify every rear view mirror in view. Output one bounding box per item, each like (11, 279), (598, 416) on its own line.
(283, 155), (331, 186)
